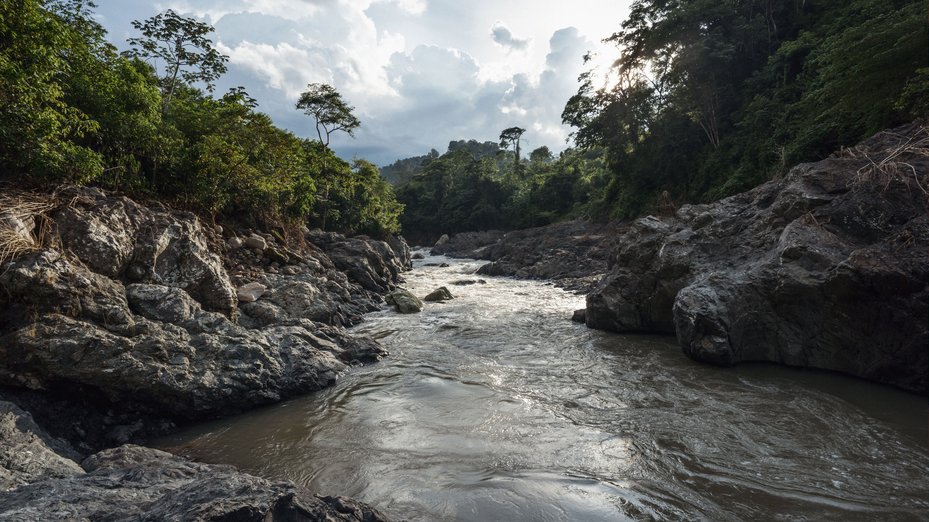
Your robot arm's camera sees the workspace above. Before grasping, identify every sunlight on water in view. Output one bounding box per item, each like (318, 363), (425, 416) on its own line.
(158, 251), (929, 521)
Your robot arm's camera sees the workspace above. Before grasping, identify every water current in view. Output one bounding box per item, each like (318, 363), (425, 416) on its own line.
(158, 251), (929, 521)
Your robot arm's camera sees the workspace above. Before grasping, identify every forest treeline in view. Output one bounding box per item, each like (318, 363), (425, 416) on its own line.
(0, 0), (403, 237)
(392, 0), (927, 239)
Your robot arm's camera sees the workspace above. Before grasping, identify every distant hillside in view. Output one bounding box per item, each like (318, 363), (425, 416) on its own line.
(380, 139), (501, 185)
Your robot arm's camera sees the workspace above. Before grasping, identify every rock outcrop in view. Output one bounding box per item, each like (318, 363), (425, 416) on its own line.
(429, 222), (623, 292)
(0, 444), (388, 521)
(0, 186), (408, 517)
(586, 124), (929, 394)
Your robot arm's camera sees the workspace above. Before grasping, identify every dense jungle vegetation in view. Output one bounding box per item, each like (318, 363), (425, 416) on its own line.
(0, 0), (403, 237)
(393, 0), (927, 239)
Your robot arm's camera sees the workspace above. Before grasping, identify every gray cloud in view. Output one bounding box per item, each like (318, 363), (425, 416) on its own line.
(490, 21), (530, 51)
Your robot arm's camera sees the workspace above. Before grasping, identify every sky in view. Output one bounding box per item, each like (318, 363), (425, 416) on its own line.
(92, 0), (631, 166)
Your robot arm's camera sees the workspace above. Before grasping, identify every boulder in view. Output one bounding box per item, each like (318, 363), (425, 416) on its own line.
(585, 124), (929, 393)
(571, 309), (586, 323)
(0, 401), (84, 490)
(434, 233), (450, 246)
(227, 237), (244, 250)
(423, 287), (454, 302)
(386, 289), (423, 314)
(0, 445), (390, 521)
(245, 234), (267, 250)
(236, 282), (267, 303)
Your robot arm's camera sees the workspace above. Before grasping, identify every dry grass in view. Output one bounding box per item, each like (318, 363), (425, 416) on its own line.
(0, 189), (57, 266)
(843, 126), (929, 196)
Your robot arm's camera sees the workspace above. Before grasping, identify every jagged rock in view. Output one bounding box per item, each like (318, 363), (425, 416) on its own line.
(586, 124), (929, 393)
(127, 284), (197, 324)
(430, 230), (503, 256)
(0, 445), (390, 521)
(245, 234), (267, 250)
(386, 289), (423, 313)
(53, 187), (236, 315)
(237, 282), (267, 303)
(306, 230), (408, 294)
(266, 246), (290, 264)
(423, 287), (453, 302)
(434, 233), (450, 246)
(0, 401), (84, 490)
(387, 235), (412, 269)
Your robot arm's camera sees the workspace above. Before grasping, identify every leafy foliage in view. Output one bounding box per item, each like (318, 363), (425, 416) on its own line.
(0, 1), (401, 237)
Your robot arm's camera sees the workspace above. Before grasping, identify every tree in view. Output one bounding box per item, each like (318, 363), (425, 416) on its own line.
(499, 126), (526, 175)
(296, 83), (360, 229)
(296, 83), (361, 148)
(126, 9), (228, 114)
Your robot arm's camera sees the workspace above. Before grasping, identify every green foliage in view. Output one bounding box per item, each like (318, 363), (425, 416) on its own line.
(296, 83), (361, 147)
(125, 9), (228, 111)
(563, 0), (927, 217)
(0, 2), (402, 239)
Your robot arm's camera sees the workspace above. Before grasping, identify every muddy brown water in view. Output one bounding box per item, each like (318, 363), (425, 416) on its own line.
(157, 253), (929, 521)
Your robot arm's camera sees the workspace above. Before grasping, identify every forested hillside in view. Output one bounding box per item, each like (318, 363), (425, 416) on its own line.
(0, 0), (403, 237)
(393, 0), (926, 239)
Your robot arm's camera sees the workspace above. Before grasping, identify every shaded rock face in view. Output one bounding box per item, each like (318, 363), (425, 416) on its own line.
(0, 445), (389, 521)
(0, 401), (84, 490)
(430, 230), (504, 256)
(586, 124), (929, 393)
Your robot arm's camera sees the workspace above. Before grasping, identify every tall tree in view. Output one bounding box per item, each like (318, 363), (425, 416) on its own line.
(296, 83), (361, 148)
(126, 9), (228, 114)
(499, 126), (526, 175)
(296, 83), (361, 229)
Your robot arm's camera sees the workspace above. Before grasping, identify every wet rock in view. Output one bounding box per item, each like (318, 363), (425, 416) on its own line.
(245, 234), (267, 250)
(236, 282), (267, 303)
(586, 124), (929, 393)
(450, 279), (487, 286)
(423, 287), (454, 302)
(571, 309), (586, 323)
(412, 252), (425, 260)
(386, 289), (423, 314)
(0, 401), (84, 490)
(0, 445), (390, 521)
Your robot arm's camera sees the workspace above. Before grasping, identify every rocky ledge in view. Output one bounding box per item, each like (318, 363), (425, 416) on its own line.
(0, 186), (407, 517)
(586, 124), (928, 394)
(430, 221), (624, 292)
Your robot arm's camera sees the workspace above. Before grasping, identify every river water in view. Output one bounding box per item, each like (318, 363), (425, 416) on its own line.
(157, 252), (929, 521)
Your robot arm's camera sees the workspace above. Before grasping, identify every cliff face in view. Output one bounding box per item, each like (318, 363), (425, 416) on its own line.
(585, 124), (929, 394)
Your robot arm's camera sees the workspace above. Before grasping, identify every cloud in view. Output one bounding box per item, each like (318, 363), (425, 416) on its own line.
(490, 21), (530, 51)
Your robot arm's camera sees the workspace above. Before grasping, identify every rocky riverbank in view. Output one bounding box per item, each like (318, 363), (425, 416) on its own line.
(430, 221), (625, 292)
(0, 186), (405, 519)
(586, 123), (928, 394)
(428, 124), (929, 394)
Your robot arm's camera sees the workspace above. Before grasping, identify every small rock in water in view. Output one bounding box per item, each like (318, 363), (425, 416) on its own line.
(451, 279), (487, 286)
(386, 288), (423, 313)
(412, 252), (425, 260)
(423, 287), (454, 302)
(236, 282), (267, 303)
(571, 309), (587, 323)
(439, 263), (450, 268)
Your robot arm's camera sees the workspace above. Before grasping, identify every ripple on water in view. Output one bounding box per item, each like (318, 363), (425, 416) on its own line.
(157, 253), (929, 521)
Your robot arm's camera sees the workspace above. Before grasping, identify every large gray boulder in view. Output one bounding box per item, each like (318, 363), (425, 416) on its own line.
(586, 124), (929, 393)
(0, 401), (84, 490)
(0, 445), (389, 521)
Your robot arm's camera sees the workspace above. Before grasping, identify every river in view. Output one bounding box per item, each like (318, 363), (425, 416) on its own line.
(157, 252), (929, 521)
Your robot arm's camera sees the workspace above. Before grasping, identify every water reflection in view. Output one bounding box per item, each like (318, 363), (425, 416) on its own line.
(158, 252), (929, 521)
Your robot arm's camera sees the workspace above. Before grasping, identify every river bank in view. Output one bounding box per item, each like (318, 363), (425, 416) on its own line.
(157, 253), (929, 521)
(430, 124), (929, 394)
(0, 185), (402, 519)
